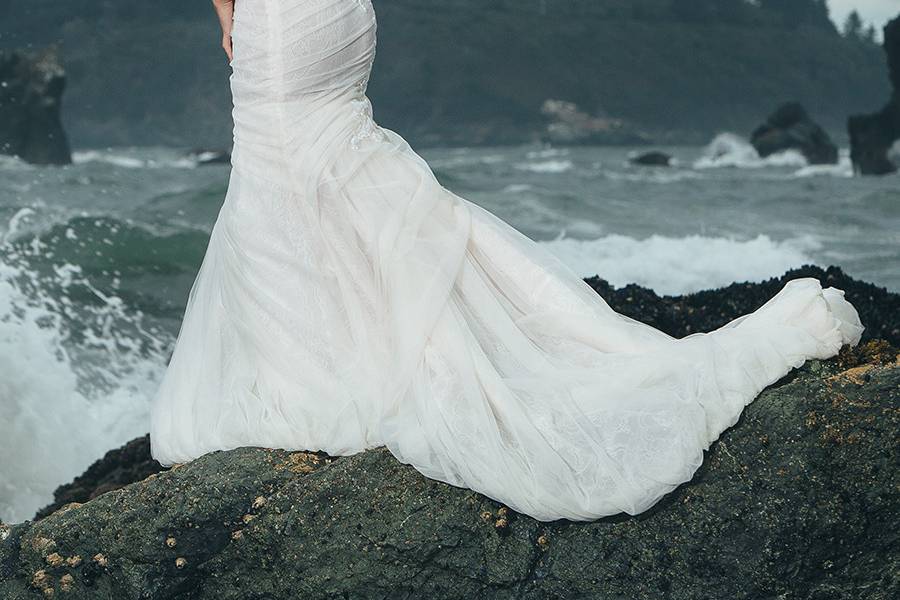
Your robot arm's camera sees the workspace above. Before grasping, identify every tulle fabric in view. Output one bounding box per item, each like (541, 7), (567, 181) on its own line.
(149, 0), (864, 522)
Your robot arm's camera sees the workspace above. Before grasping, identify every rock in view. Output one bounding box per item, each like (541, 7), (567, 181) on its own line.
(585, 265), (900, 347)
(0, 48), (72, 165)
(848, 16), (900, 175)
(1, 347), (897, 599)
(33, 436), (164, 520)
(629, 150), (673, 166)
(540, 99), (652, 146)
(750, 102), (838, 164)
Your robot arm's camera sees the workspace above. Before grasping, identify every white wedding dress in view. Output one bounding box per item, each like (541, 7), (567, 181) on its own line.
(149, 0), (864, 522)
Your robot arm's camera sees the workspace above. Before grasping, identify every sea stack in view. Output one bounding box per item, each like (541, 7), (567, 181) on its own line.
(0, 47), (73, 165)
(750, 102), (838, 165)
(848, 15), (900, 175)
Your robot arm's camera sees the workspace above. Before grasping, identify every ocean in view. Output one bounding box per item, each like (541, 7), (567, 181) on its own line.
(1, 134), (897, 523)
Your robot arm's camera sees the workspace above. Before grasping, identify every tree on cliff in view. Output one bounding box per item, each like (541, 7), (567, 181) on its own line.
(757, 0), (834, 30)
(843, 10), (864, 39)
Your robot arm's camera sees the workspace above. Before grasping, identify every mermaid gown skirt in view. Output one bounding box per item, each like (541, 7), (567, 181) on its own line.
(149, 0), (864, 522)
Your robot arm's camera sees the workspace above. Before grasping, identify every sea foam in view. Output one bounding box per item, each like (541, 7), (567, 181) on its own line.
(0, 208), (169, 523)
(539, 232), (819, 296)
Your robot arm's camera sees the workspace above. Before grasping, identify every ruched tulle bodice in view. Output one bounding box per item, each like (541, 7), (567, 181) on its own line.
(150, 0), (863, 522)
(230, 0), (379, 187)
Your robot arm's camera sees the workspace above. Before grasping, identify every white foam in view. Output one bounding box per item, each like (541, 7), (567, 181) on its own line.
(72, 149), (198, 170)
(604, 170), (703, 184)
(0, 226), (169, 523)
(539, 232), (820, 296)
(694, 133), (807, 170)
(793, 159), (854, 179)
(514, 159), (574, 174)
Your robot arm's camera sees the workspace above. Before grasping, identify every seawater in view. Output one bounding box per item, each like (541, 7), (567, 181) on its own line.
(1, 137), (897, 523)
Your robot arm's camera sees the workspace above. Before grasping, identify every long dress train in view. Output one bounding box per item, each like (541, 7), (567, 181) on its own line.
(149, 0), (864, 522)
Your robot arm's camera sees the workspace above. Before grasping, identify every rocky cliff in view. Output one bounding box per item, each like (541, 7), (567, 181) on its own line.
(1, 342), (897, 599)
(849, 15), (900, 175)
(0, 48), (72, 165)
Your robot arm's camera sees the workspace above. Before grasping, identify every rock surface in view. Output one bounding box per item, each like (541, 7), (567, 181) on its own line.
(0, 48), (72, 165)
(849, 15), (900, 175)
(750, 102), (838, 164)
(1, 344), (897, 599)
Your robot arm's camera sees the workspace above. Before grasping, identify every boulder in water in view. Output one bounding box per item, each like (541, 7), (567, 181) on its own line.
(848, 16), (900, 176)
(750, 102), (838, 165)
(629, 150), (673, 166)
(0, 48), (72, 165)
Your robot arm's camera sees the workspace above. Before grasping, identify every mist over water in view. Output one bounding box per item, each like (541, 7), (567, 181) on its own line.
(1, 139), (897, 523)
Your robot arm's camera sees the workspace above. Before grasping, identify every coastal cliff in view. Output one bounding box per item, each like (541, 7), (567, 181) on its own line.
(849, 15), (900, 175)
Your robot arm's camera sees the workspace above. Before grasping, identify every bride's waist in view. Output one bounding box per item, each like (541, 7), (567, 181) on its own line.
(230, 93), (380, 186)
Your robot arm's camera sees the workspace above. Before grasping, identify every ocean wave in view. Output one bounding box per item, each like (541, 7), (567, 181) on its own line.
(0, 210), (172, 523)
(73, 149), (199, 170)
(792, 158), (854, 178)
(514, 159), (575, 174)
(604, 170), (704, 184)
(694, 133), (808, 170)
(539, 232), (820, 296)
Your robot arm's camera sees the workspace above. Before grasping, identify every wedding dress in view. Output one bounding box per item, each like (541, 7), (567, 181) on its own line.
(149, 0), (864, 522)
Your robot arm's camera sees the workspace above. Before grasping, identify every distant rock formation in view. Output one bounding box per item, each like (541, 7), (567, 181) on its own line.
(750, 102), (838, 164)
(0, 48), (72, 165)
(848, 16), (900, 175)
(540, 99), (651, 145)
(629, 150), (673, 166)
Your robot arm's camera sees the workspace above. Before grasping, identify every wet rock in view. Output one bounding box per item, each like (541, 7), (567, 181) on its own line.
(629, 150), (673, 166)
(34, 436), (164, 520)
(586, 264), (899, 347)
(0, 48), (72, 165)
(849, 16), (900, 175)
(1, 349), (897, 599)
(750, 102), (838, 164)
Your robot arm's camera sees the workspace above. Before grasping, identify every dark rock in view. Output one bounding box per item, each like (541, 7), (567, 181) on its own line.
(540, 99), (652, 146)
(586, 264), (899, 347)
(0, 47), (72, 165)
(1, 348), (897, 599)
(750, 102), (838, 164)
(34, 436), (165, 520)
(849, 16), (900, 175)
(629, 150), (673, 166)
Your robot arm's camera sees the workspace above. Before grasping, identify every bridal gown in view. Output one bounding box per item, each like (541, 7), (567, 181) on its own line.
(149, 0), (864, 522)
